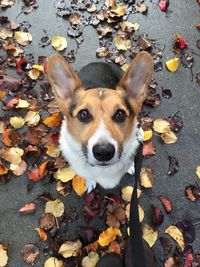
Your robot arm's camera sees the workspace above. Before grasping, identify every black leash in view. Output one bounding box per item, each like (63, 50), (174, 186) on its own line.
(129, 144), (147, 267)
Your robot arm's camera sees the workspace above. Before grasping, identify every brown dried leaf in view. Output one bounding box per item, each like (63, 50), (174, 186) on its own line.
(20, 244), (40, 265)
(140, 167), (155, 188)
(39, 213), (55, 230)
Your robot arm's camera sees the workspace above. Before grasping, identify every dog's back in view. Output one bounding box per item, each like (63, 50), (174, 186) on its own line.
(78, 62), (123, 89)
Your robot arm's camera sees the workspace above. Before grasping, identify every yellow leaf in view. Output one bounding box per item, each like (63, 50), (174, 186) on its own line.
(54, 167), (76, 182)
(110, 4), (126, 17)
(140, 167), (154, 188)
(16, 99), (30, 108)
(82, 252), (99, 267)
(121, 186), (142, 202)
(165, 225), (185, 251)
(14, 31), (32, 46)
(98, 227), (122, 247)
(51, 36), (67, 51)
(35, 228), (47, 241)
(43, 113), (62, 128)
(25, 111), (40, 127)
(10, 116), (25, 129)
(144, 129), (153, 141)
(196, 166), (200, 178)
(142, 224), (158, 248)
(161, 131), (177, 144)
(166, 57), (179, 72)
(45, 199), (65, 218)
(32, 64), (44, 71)
(153, 118), (171, 134)
(58, 240), (82, 258)
(121, 63), (130, 72)
(44, 257), (64, 267)
(72, 175), (86, 196)
(114, 35), (131, 51)
(0, 244), (8, 267)
(28, 69), (40, 80)
(2, 147), (24, 164)
(46, 144), (60, 158)
(120, 21), (139, 31)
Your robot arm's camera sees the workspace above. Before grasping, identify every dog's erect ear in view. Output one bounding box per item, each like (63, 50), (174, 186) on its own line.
(118, 51), (153, 113)
(47, 54), (82, 100)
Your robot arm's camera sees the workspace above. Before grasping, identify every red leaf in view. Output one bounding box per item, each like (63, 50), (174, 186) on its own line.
(4, 97), (18, 109)
(16, 58), (28, 73)
(143, 141), (156, 158)
(159, 0), (169, 11)
(152, 206), (164, 226)
(158, 195), (173, 213)
(2, 129), (11, 146)
(19, 203), (36, 214)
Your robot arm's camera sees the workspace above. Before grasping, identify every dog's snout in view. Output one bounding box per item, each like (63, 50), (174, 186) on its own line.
(93, 144), (115, 162)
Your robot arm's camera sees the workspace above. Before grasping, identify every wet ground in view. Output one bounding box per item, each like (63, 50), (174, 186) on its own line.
(0, 0), (200, 266)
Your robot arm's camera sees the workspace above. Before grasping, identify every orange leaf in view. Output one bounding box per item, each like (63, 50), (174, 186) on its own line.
(35, 228), (47, 241)
(0, 90), (6, 100)
(98, 227), (121, 247)
(38, 161), (49, 177)
(85, 241), (99, 252)
(108, 241), (121, 254)
(19, 203), (36, 214)
(72, 175), (86, 196)
(0, 163), (8, 175)
(43, 113), (62, 128)
(2, 129), (11, 146)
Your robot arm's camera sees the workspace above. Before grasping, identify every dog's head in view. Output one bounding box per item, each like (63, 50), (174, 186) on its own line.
(47, 52), (153, 167)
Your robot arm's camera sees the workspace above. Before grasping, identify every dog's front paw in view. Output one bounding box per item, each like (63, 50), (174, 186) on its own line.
(86, 179), (97, 193)
(127, 162), (135, 175)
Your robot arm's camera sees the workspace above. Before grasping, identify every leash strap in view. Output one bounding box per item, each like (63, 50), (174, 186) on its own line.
(129, 144), (147, 267)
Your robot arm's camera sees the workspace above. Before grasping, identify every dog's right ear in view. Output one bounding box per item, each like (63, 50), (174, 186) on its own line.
(47, 54), (82, 101)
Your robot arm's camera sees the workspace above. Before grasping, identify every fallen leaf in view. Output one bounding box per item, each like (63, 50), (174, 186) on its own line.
(174, 34), (188, 51)
(144, 129), (153, 141)
(0, 244), (8, 267)
(16, 99), (30, 108)
(167, 114), (183, 132)
(158, 195), (173, 213)
(27, 161), (49, 182)
(120, 21), (139, 32)
(98, 227), (122, 247)
(35, 228), (47, 241)
(140, 167), (155, 188)
(20, 244), (40, 265)
(153, 119), (171, 133)
(56, 180), (72, 196)
(51, 36), (67, 51)
(161, 131), (177, 144)
(39, 213), (55, 230)
(58, 240), (82, 258)
(10, 160), (27, 176)
(166, 58), (179, 72)
(44, 257), (64, 267)
(114, 35), (131, 51)
(0, 0), (15, 7)
(134, 3), (148, 13)
(137, 35), (152, 50)
(19, 203), (36, 215)
(45, 199), (65, 218)
(165, 225), (185, 251)
(143, 141), (156, 158)
(142, 224), (158, 247)
(82, 252), (99, 267)
(14, 31), (32, 46)
(0, 121), (6, 134)
(28, 69), (40, 80)
(196, 166), (200, 178)
(167, 154), (179, 176)
(121, 186), (141, 202)
(152, 206), (164, 226)
(25, 111), (40, 127)
(159, 0), (169, 12)
(10, 116), (25, 129)
(54, 167), (76, 183)
(46, 144), (60, 158)
(185, 185), (200, 202)
(159, 237), (173, 255)
(43, 113), (62, 128)
(0, 163), (8, 176)
(71, 175), (85, 196)
(1, 147), (24, 164)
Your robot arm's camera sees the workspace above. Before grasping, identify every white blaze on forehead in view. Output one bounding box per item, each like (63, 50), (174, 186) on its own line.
(99, 88), (104, 98)
(87, 120), (118, 163)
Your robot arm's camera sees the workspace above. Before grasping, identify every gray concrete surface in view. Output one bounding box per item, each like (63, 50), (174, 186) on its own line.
(0, 0), (200, 266)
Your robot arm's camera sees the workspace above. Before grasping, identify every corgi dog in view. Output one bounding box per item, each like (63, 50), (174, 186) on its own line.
(47, 52), (153, 192)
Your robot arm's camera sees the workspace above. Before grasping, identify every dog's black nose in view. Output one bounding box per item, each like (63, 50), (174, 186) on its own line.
(93, 144), (115, 162)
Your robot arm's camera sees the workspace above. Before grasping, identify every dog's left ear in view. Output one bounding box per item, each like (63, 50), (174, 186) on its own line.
(118, 51), (154, 113)
(47, 54), (82, 102)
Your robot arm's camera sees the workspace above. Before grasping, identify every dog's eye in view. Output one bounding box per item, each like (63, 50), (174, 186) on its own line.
(77, 109), (92, 123)
(113, 109), (127, 123)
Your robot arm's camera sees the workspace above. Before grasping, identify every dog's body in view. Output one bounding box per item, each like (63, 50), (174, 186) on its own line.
(47, 52), (153, 191)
